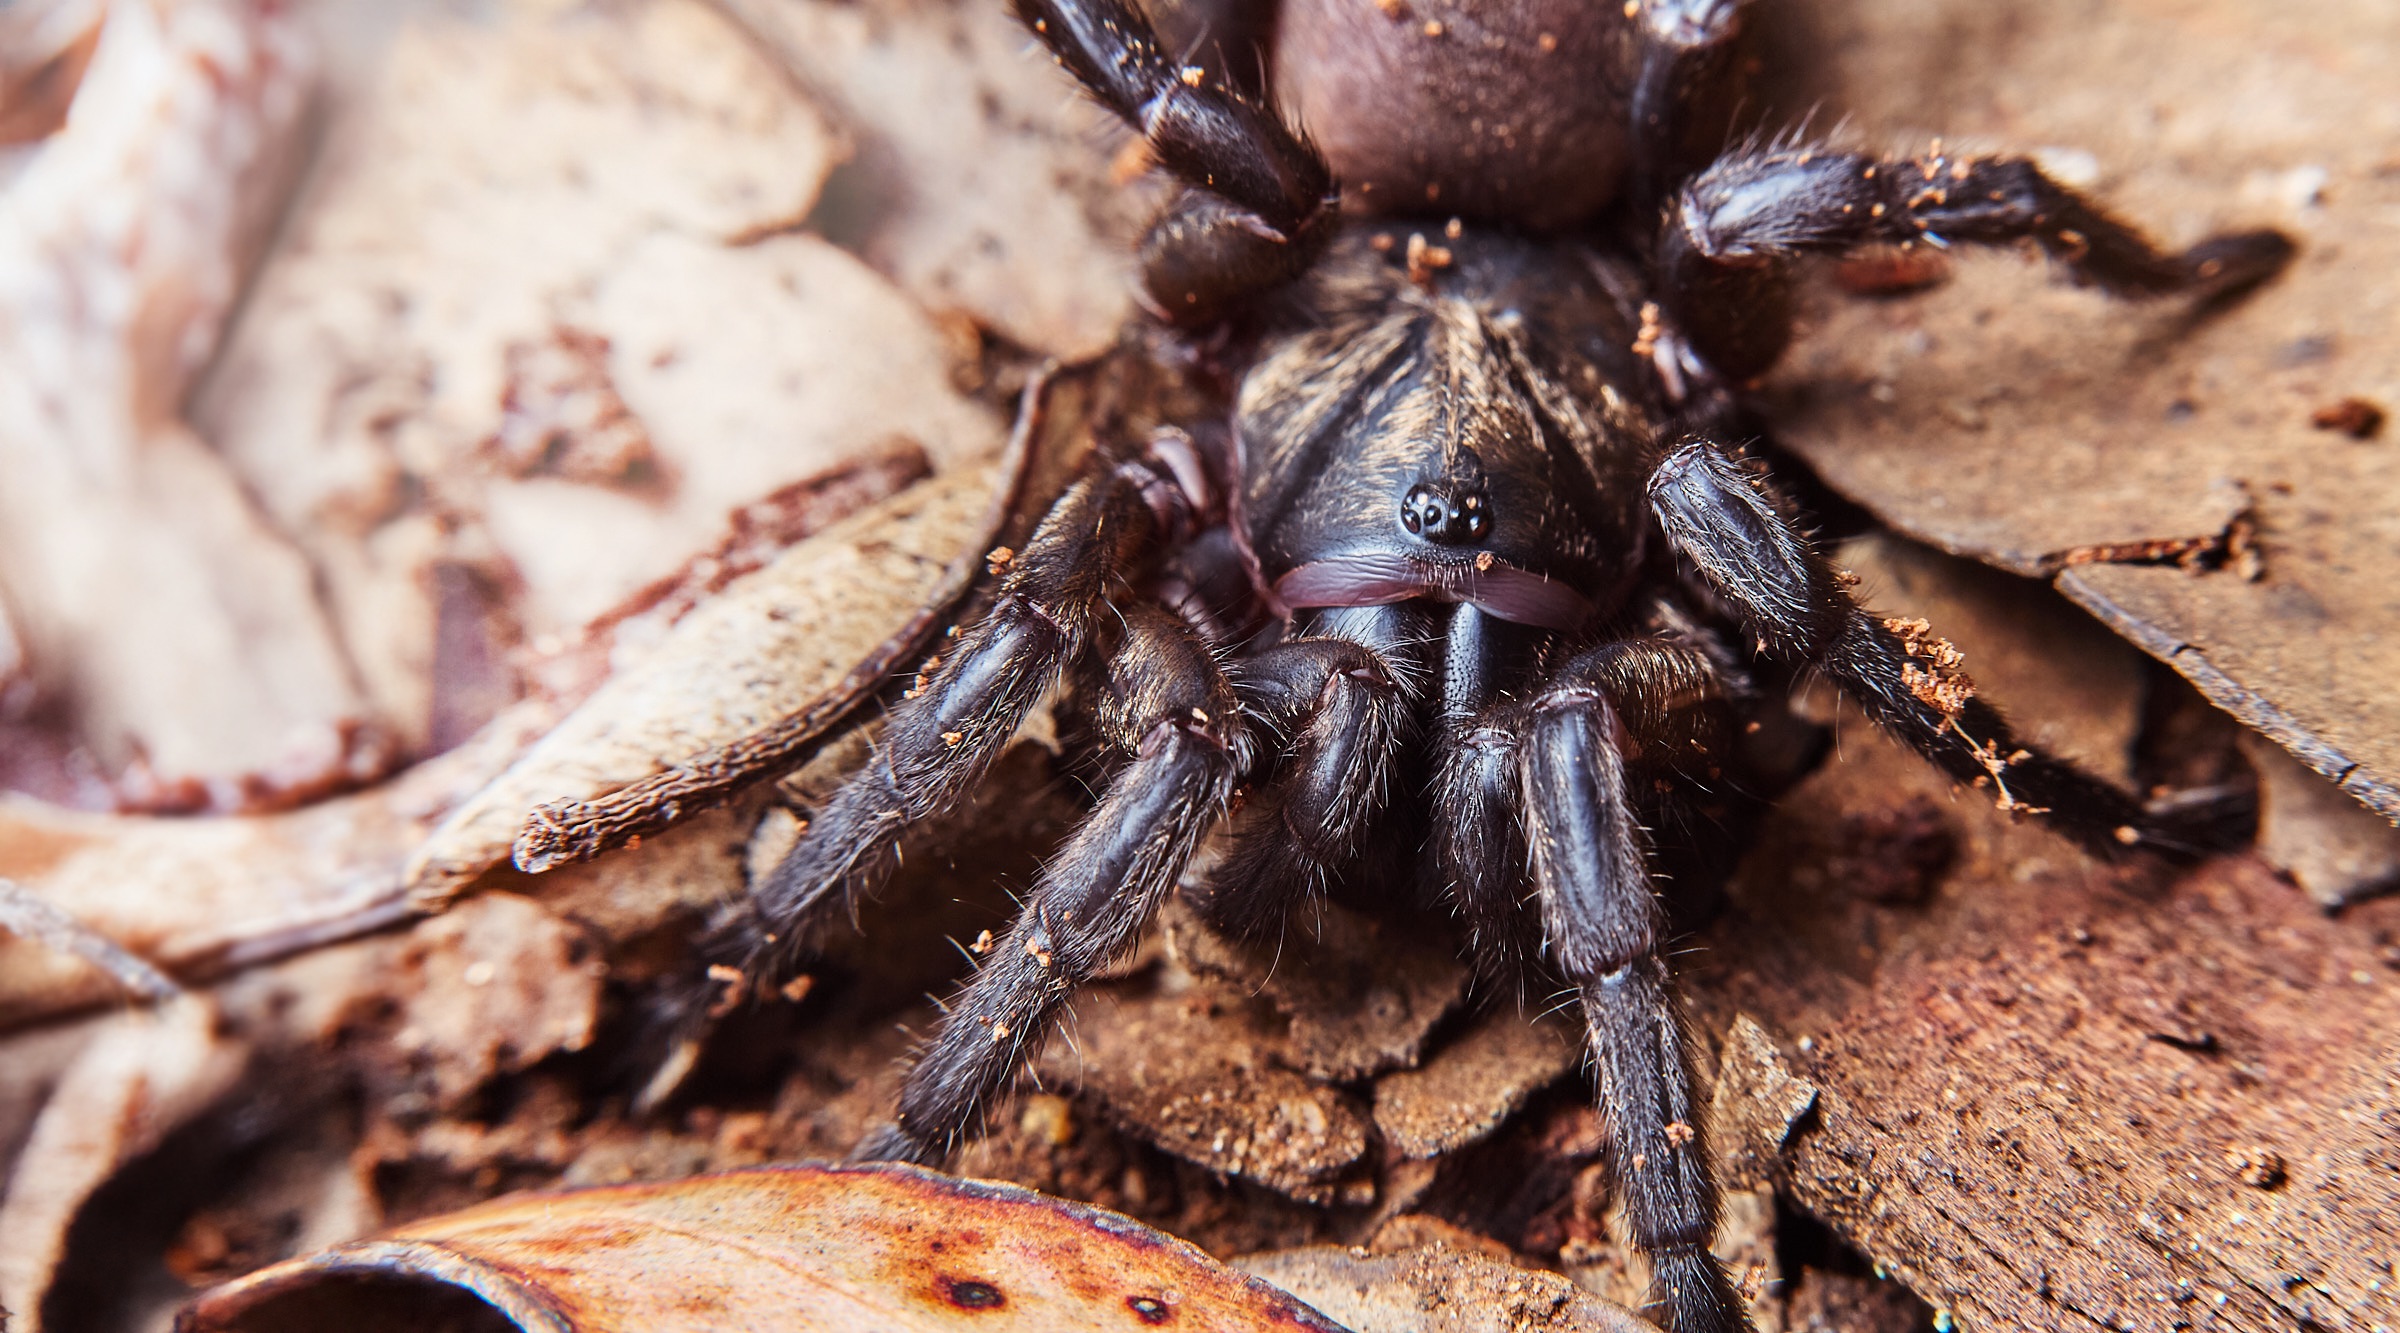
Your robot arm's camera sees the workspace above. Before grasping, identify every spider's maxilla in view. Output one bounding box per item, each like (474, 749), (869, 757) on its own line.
(704, 4), (2294, 1331)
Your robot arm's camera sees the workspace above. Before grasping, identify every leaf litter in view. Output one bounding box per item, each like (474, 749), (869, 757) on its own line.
(4, 0), (2393, 1331)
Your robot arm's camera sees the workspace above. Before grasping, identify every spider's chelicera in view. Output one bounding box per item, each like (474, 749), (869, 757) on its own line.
(708, 4), (2292, 1328)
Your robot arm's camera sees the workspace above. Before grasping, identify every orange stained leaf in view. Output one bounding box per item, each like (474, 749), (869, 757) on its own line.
(178, 1162), (1352, 1333)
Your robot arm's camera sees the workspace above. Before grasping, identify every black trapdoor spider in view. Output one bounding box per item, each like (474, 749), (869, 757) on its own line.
(701, 4), (2293, 1329)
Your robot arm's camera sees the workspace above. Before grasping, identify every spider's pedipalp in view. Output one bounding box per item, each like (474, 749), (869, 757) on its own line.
(1186, 607), (1416, 942)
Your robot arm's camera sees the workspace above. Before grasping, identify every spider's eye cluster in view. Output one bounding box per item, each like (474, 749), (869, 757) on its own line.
(1401, 482), (1491, 545)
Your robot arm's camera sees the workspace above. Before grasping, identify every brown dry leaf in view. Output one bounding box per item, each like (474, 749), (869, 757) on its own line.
(1050, 967), (1379, 1207)
(179, 1163), (1352, 1333)
(404, 455), (1015, 908)
(1759, 0), (2400, 820)
(1372, 1006), (1583, 1163)
(1046, 899), (1588, 1204)
(0, 0), (372, 798)
(193, 0), (1005, 773)
(713, 0), (1156, 360)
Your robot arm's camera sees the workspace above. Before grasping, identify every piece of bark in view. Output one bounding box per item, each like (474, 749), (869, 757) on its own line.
(1164, 896), (1474, 1083)
(1755, 0), (2400, 821)
(1777, 1269), (1936, 1333)
(1687, 703), (2400, 1332)
(1703, 1015), (1820, 1194)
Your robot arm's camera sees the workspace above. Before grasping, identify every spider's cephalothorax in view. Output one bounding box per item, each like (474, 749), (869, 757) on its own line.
(714, 4), (2294, 1329)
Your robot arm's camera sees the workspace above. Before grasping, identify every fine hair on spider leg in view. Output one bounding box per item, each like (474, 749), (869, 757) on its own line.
(866, 605), (1242, 1161)
(630, 3), (2301, 1330)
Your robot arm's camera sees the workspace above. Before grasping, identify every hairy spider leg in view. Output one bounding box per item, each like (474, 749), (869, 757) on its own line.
(1011, 0), (1337, 323)
(1629, 0), (1749, 213)
(1658, 144), (2298, 379)
(1647, 438), (2238, 858)
(1513, 640), (1752, 1333)
(863, 606), (1415, 1159)
(858, 606), (1241, 1162)
(1184, 605), (1416, 942)
(730, 449), (1192, 984)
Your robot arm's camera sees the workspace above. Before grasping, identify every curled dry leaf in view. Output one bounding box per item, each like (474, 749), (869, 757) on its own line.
(0, 887), (630, 1328)
(0, 723), (535, 1027)
(0, 436), (944, 1026)
(178, 1163), (1350, 1333)
(0, 996), (246, 1332)
(406, 446), (1022, 908)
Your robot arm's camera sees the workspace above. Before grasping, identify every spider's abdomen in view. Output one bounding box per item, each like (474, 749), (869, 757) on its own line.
(1235, 226), (1660, 631)
(1274, 0), (1641, 231)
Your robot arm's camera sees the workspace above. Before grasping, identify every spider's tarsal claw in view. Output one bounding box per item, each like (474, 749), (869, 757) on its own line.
(2180, 228), (2298, 298)
(633, 1035), (704, 1116)
(2135, 780), (2261, 859)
